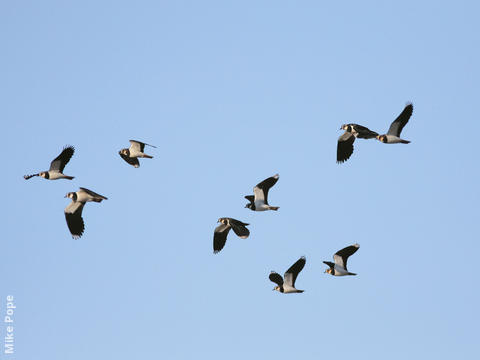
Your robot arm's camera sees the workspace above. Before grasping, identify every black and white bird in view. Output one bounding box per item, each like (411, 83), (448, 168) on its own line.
(213, 218), (250, 254)
(119, 140), (156, 168)
(323, 244), (360, 276)
(64, 187), (108, 239)
(337, 124), (378, 163)
(24, 146), (75, 180)
(269, 256), (306, 293)
(245, 174), (280, 211)
(376, 103), (413, 144)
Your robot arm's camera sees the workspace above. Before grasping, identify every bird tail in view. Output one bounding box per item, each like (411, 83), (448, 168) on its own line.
(268, 206), (280, 211)
(400, 140), (410, 144)
(23, 174), (39, 180)
(348, 272), (357, 276)
(296, 290), (304, 293)
(64, 175), (75, 180)
(141, 154), (153, 159)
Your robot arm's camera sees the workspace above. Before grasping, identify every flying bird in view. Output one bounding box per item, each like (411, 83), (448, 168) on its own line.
(245, 174), (280, 211)
(269, 256), (306, 293)
(323, 244), (360, 276)
(119, 140), (156, 168)
(337, 124), (378, 163)
(376, 103), (413, 144)
(64, 187), (108, 239)
(213, 218), (250, 254)
(24, 146), (75, 180)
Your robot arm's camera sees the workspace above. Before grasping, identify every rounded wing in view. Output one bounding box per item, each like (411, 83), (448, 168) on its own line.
(351, 124), (379, 139)
(64, 201), (85, 239)
(244, 195), (254, 207)
(323, 261), (335, 270)
(228, 218), (250, 239)
(269, 271), (284, 287)
(50, 146), (75, 172)
(213, 223), (231, 254)
(387, 103), (413, 137)
(253, 174), (279, 205)
(129, 140), (157, 153)
(337, 132), (355, 163)
(333, 243), (360, 270)
(119, 152), (140, 168)
(284, 256), (306, 287)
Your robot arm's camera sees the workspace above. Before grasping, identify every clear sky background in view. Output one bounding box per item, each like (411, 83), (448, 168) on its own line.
(1, 1), (479, 359)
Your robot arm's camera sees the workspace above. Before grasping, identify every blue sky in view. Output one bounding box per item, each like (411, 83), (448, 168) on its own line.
(1, 1), (479, 359)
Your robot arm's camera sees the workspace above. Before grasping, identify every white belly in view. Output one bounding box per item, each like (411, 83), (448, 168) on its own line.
(385, 135), (403, 143)
(254, 201), (269, 211)
(283, 285), (299, 293)
(334, 266), (349, 276)
(48, 171), (66, 180)
(129, 149), (145, 157)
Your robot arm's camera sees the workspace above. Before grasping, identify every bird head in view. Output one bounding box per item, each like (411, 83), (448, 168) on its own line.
(376, 135), (387, 143)
(65, 192), (77, 201)
(340, 124), (348, 131)
(119, 148), (129, 156)
(39, 172), (47, 178)
(245, 203), (252, 209)
(217, 218), (227, 224)
(325, 268), (333, 275)
(273, 286), (280, 292)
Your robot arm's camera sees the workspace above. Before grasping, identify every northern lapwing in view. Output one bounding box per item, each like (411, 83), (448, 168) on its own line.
(376, 103), (413, 144)
(119, 140), (156, 168)
(213, 218), (250, 254)
(324, 244), (359, 276)
(337, 124), (378, 163)
(245, 174), (279, 211)
(269, 256), (306, 293)
(24, 145), (75, 180)
(64, 187), (108, 239)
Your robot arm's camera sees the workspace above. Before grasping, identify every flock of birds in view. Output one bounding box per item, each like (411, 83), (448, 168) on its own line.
(23, 103), (413, 294)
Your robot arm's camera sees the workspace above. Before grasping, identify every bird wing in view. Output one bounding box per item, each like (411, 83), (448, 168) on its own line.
(228, 219), (250, 239)
(64, 201), (85, 239)
(79, 187), (108, 201)
(49, 146), (74, 172)
(244, 195), (254, 203)
(323, 261), (335, 269)
(119, 152), (140, 167)
(213, 223), (231, 254)
(353, 125), (379, 139)
(253, 174), (279, 205)
(333, 244), (360, 271)
(284, 256), (306, 287)
(129, 140), (157, 153)
(387, 103), (413, 137)
(337, 131), (355, 163)
(269, 272), (284, 287)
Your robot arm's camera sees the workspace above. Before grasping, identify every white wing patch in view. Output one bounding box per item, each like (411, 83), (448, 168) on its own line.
(64, 201), (84, 215)
(129, 140), (143, 157)
(284, 272), (294, 287)
(333, 254), (346, 269)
